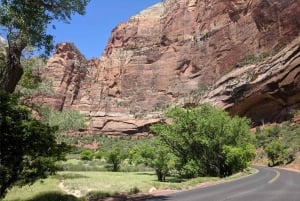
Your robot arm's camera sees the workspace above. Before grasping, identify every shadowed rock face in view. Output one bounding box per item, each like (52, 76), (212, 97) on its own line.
(37, 0), (300, 135)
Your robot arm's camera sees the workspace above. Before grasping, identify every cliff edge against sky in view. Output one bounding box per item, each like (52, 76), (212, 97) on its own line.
(34, 0), (300, 135)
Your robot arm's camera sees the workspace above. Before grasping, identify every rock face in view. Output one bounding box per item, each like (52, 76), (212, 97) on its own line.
(204, 36), (300, 126)
(35, 43), (88, 111)
(38, 0), (300, 135)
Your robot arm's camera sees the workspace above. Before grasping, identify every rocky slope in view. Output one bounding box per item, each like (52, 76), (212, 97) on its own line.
(37, 0), (300, 135)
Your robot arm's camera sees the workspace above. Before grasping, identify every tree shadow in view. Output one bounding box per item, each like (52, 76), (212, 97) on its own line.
(29, 192), (79, 201)
(165, 176), (185, 183)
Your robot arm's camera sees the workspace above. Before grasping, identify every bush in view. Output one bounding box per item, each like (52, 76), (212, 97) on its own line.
(80, 150), (94, 161)
(256, 122), (300, 166)
(94, 151), (103, 160)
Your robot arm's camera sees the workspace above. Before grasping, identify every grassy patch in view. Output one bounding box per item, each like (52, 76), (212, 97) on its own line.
(4, 169), (254, 201)
(3, 177), (62, 201)
(59, 171), (157, 195)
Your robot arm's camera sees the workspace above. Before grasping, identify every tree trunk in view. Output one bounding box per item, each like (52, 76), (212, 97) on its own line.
(0, 37), (26, 93)
(156, 169), (165, 182)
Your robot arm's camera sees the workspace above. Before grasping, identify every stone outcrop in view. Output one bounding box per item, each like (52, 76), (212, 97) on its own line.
(203, 36), (300, 126)
(37, 0), (300, 135)
(35, 43), (88, 111)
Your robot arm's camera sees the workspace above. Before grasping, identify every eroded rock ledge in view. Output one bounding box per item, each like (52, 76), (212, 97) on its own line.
(204, 36), (300, 125)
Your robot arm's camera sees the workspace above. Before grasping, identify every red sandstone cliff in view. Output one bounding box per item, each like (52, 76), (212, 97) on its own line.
(37, 0), (300, 135)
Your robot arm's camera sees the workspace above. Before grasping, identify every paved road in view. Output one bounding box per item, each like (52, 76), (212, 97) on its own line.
(147, 166), (300, 201)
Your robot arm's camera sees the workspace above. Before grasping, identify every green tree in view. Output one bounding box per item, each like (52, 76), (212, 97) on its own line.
(105, 145), (128, 172)
(130, 140), (176, 182)
(151, 104), (255, 178)
(0, 91), (69, 198)
(265, 140), (286, 166)
(0, 0), (90, 93)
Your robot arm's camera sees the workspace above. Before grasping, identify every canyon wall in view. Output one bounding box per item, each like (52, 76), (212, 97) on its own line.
(37, 0), (300, 135)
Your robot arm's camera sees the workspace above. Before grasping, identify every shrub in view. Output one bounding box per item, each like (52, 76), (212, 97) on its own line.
(80, 150), (94, 161)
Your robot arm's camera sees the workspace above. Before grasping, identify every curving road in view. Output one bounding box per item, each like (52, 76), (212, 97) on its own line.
(147, 166), (300, 201)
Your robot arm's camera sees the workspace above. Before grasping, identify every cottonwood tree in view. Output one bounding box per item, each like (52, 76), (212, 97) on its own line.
(105, 145), (128, 172)
(0, 0), (90, 93)
(129, 140), (176, 182)
(0, 91), (69, 198)
(151, 104), (255, 178)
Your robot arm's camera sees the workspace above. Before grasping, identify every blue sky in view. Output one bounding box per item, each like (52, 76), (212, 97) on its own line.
(48, 0), (161, 59)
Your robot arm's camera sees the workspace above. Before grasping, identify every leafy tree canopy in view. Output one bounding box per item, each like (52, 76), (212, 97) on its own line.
(129, 139), (176, 182)
(0, 0), (90, 93)
(105, 144), (128, 172)
(0, 90), (69, 198)
(0, 0), (90, 54)
(151, 104), (255, 178)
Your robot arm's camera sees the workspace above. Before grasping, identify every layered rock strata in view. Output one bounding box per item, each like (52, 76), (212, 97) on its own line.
(204, 36), (300, 125)
(38, 0), (300, 135)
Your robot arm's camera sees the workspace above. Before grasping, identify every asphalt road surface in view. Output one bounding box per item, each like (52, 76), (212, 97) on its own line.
(146, 166), (300, 201)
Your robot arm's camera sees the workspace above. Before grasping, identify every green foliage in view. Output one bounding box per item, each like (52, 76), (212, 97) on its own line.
(265, 140), (286, 166)
(80, 150), (94, 161)
(0, 39), (6, 75)
(150, 104), (255, 178)
(47, 109), (86, 132)
(256, 122), (300, 166)
(105, 145), (128, 172)
(0, 90), (69, 198)
(94, 150), (104, 160)
(19, 66), (42, 89)
(28, 192), (79, 201)
(0, 0), (90, 93)
(0, 0), (90, 55)
(255, 125), (281, 147)
(57, 159), (107, 172)
(17, 56), (54, 97)
(129, 139), (176, 181)
(85, 191), (117, 201)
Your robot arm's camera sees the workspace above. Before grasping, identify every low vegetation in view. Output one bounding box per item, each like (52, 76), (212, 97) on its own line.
(255, 119), (300, 167)
(235, 47), (281, 68)
(4, 168), (254, 201)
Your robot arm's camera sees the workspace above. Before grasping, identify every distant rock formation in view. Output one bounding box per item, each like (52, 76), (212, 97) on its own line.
(35, 0), (300, 135)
